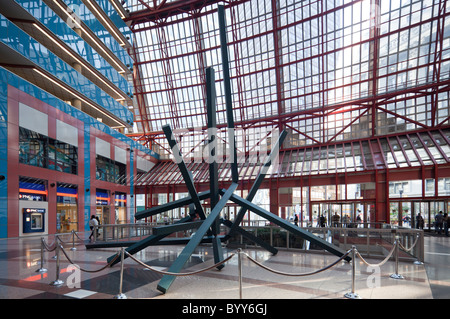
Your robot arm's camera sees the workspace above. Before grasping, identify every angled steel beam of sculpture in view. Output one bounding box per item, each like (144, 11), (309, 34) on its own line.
(229, 130), (288, 236)
(152, 220), (204, 236)
(162, 124), (206, 220)
(206, 67), (219, 210)
(218, 5), (238, 183)
(157, 183), (238, 294)
(206, 67), (224, 268)
(107, 215), (194, 266)
(223, 192), (352, 262)
(134, 190), (211, 220)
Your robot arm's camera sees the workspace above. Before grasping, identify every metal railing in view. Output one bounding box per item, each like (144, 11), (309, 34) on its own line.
(90, 222), (424, 262)
(37, 230), (423, 299)
(91, 222), (154, 243)
(227, 225), (424, 262)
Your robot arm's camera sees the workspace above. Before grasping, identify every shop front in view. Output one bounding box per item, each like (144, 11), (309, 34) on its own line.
(96, 189), (110, 225)
(56, 183), (78, 233)
(114, 192), (127, 224)
(19, 177), (48, 236)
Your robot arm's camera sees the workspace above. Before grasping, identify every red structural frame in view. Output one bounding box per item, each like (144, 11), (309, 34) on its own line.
(7, 86), (141, 237)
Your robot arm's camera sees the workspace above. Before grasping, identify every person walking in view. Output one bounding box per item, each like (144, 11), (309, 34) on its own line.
(88, 215), (99, 241)
(416, 213), (424, 230)
(331, 212), (340, 227)
(319, 214), (326, 227)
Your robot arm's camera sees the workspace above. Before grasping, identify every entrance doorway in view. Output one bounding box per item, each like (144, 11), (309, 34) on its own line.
(390, 201), (412, 227)
(412, 201), (445, 230)
(96, 206), (110, 225)
(311, 201), (373, 227)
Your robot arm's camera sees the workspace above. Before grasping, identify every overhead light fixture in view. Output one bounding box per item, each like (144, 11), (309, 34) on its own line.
(33, 68), (127, 127)
(110, 0), (127, 19)
(85, 0), (127, 47)
(52, 0), (128, 74)
(33, 23), (129, 102)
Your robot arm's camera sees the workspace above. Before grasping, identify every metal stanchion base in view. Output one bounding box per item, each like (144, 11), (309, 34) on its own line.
(390, 273), (404, 280)
(36, 268), (47, 273)
(114, 293), (127, 299)
(344, 292), (361, 299)
(70, 247), (77, 251)
(50, 279), (64, 286)
(414, 260), (423, 265)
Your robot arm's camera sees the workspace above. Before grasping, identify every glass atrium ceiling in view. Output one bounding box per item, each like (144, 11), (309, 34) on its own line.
(122, 0), (450, 160)
(135, 128), (450, 186)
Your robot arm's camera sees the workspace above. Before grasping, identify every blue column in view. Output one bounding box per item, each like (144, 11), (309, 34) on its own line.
(84, 123), (91, 232)
(0, 78), (7, 238)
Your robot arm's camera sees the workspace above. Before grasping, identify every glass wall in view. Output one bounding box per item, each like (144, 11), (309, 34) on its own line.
(19, 127), (78, 174)
(95, 155), (126, 184)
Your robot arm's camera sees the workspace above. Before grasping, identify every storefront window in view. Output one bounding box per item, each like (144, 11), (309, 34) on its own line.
(19, 177), (47, 201)
(114, 192), (127, 224)
(56, 183), (78, 233)
(96, 155), (126, 184)
(96, 189), (110, 225)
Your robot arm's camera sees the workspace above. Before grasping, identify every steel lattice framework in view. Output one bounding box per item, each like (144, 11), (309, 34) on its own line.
(122, 0), (450, 225)
(125, 0), (450, 154)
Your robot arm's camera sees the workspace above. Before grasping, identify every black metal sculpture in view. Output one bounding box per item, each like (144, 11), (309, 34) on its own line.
(107, 5), (350, 294)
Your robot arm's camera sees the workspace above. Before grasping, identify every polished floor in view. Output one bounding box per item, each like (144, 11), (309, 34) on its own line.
(0, 232), (448, 300)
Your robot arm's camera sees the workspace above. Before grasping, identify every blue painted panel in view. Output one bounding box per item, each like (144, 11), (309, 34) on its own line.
(84, 122), (91, 232)
(0, 78), (6, 238)
(14, 0), (131, 95)
(0, 13), (134, 126)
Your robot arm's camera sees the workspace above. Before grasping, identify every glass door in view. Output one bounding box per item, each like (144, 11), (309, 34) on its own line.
(390, 202), (399, 226)
(401, 202), (412, 228)
(413, 202), (429, 230)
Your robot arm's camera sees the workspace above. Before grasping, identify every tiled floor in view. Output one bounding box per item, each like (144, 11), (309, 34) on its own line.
(0, 232), (448, 300)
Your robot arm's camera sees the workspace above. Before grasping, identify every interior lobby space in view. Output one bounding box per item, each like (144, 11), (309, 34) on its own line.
(1, 0), (450, 301)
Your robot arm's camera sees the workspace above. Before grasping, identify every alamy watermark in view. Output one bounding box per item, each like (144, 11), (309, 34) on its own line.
(66, 264), (81, 289)
(64, 4), (82, 29)
(167, 127), (282, 168)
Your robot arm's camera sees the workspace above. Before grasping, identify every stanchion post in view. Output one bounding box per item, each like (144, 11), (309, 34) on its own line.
(414, 234), (424, 265)
(390, 236), (404, 279)
(50, 244), (64, 286)
(344, 246), (361, 299)
(237, 248), (243, 299)
(51, 235), (59, 259)
(70, 230), (76, 251)
(114, 247), (127, 299)
(36, 237), (47, 273)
